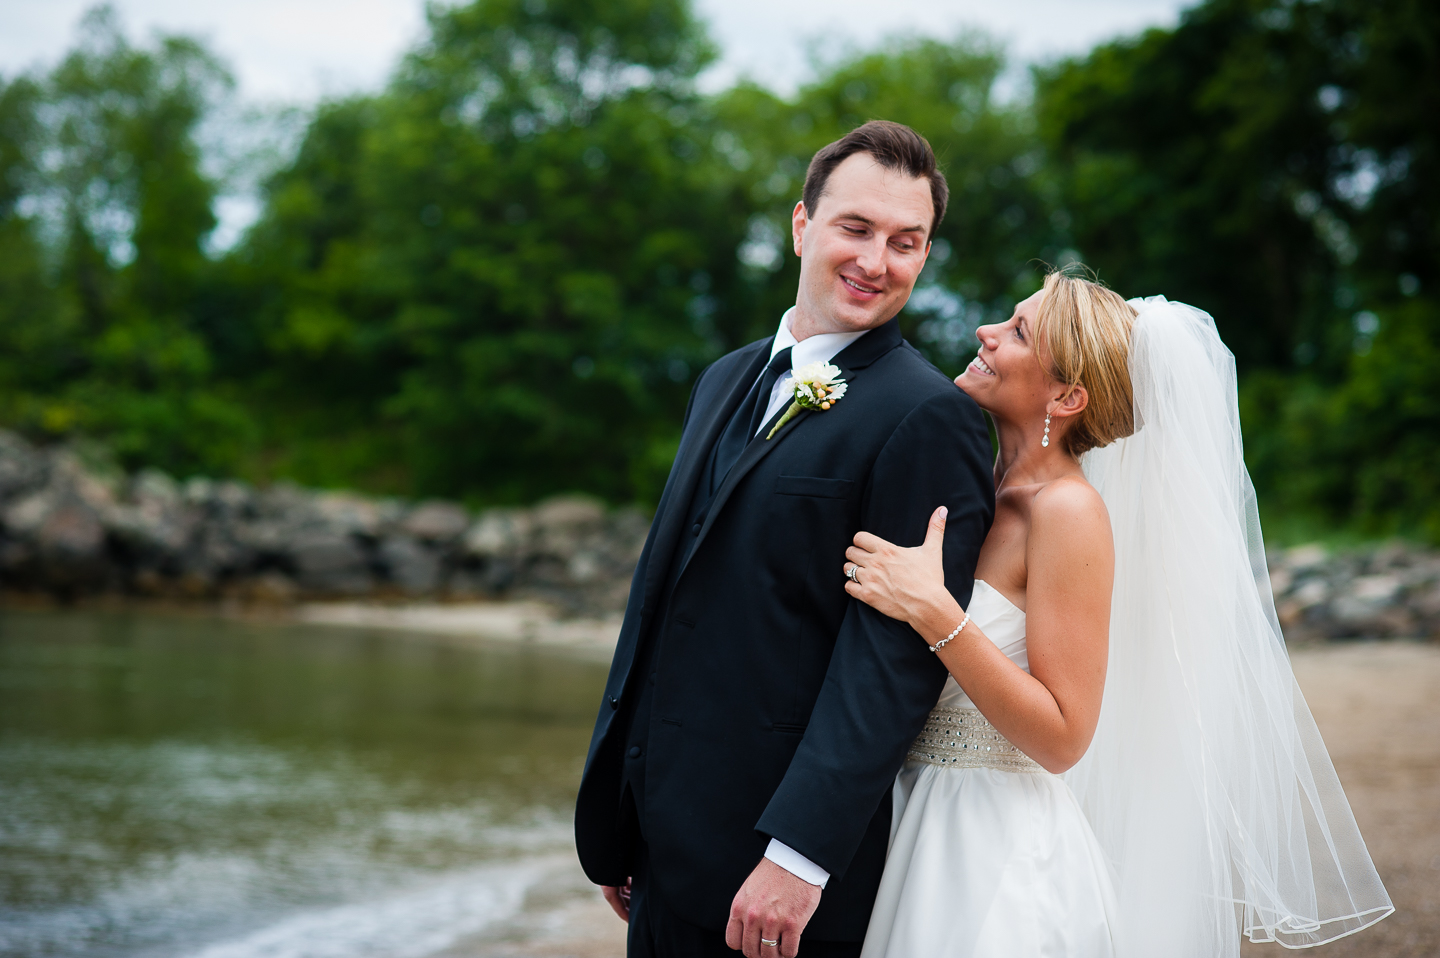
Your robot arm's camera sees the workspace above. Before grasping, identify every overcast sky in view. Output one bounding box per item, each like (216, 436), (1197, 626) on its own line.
(1, 0), (1193, 248)
(2, 0), (1193, 103)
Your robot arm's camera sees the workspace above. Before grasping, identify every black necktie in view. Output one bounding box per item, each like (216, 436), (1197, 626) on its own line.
(708, 346), (793, 495)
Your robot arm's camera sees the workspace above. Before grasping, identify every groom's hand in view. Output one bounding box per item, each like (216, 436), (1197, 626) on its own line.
(601, 879), (631, 922)
(725, 857), (821, 958)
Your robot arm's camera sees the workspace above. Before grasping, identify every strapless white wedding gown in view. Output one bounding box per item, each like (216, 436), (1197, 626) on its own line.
(861, 580), (1118, 958)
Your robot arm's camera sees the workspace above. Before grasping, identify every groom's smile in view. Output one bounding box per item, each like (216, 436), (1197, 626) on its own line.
(841, 274), (883, 299)
(789, 152), (934, 340)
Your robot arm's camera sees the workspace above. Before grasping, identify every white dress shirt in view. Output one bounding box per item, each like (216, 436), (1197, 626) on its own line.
(754, 307), (869, 436)
(757, 307), (871, 888)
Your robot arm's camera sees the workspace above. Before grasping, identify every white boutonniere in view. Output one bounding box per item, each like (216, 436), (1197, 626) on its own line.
(765, 361), (848, 439)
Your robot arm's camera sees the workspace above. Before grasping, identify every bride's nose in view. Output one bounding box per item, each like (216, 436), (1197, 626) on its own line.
(974, 323), (999, 348)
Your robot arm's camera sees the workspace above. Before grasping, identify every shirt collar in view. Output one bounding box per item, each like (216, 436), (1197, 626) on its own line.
(770, 307), (870, 370)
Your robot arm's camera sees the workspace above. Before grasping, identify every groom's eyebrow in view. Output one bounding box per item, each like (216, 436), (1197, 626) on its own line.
(839, 211), (928, 234)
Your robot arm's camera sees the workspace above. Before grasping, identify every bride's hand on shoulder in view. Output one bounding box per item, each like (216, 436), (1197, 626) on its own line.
(844, 506), (953, 626)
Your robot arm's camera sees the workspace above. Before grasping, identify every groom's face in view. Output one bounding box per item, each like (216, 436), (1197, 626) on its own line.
(790, 153), (933, 337)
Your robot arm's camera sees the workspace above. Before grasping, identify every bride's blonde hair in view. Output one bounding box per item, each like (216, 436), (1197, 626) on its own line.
(1034, 265), (1138, 456)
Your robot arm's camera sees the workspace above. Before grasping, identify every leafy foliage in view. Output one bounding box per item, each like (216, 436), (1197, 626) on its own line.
(0, 0), (1433, 539)
(1039, 0), (1438, 538)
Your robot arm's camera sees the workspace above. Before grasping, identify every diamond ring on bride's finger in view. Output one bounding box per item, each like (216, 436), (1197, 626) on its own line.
(846, 564), (860, 584)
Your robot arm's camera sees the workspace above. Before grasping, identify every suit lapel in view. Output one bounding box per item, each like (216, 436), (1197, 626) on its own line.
(641, 340), (771, 605)
(678, 318), (905, 580)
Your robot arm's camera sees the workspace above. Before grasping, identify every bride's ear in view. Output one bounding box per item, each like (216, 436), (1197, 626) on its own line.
(1049, 384), (1089, 421)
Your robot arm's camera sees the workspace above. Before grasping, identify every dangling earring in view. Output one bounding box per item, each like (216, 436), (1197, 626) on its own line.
(1042, 413), (1050, 448)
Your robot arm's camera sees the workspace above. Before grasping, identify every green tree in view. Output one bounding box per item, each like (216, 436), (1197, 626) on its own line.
(1037, 0), (1439, 540)
(0, 6), (256, 474)
(235, 0), (743, 503)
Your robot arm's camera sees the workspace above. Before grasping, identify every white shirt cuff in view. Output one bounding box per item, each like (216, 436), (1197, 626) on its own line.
(763, 838), (830, 888)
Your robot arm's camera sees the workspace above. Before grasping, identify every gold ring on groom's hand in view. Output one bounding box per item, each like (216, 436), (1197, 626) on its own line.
(846, 564), (860, 584)
(760, 939), (779, 947)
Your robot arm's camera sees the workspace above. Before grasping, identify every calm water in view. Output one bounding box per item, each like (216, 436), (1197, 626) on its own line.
(0, 609), (609, 958)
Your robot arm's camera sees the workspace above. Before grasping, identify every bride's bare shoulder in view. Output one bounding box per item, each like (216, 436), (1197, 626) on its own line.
(1028, 475), (1112, 556)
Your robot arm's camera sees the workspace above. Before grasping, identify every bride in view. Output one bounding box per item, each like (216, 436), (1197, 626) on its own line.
(843, 268), (1393, 958)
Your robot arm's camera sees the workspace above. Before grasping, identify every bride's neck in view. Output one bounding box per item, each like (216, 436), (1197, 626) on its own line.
(991, 415), (1079, 490)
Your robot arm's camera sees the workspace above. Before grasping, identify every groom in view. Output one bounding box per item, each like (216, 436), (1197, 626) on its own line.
(575, 121), (995, 957)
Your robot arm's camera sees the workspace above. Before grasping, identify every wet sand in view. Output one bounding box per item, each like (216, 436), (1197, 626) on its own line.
(295, 600), (624, 661)
(455, 640), (1439, 958)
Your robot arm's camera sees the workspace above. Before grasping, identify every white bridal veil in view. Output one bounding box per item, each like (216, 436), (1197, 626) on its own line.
(1066, 297), (1393, 955)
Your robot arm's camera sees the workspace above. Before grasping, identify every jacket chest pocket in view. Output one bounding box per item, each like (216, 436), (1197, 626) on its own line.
(774, 475), (855, 499)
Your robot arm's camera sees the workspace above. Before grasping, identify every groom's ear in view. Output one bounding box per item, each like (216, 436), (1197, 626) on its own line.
(791, 200), (808, 256)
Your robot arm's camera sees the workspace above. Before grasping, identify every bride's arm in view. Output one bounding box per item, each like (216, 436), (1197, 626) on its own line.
(844, 488), (1112, 774)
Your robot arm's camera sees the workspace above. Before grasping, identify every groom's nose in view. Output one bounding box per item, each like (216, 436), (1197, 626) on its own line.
(853, 237), (887, 278)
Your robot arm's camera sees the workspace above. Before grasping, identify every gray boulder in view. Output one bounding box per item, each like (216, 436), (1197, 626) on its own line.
(377, 535), (441, 595)
(532, 495), (606, 560)
(288, 530), (372, 595)
(462, 508), (534, 559)
(313, 491), (393, 537)
(0, 431), (46, 502)
(401, 500), (470, 543)
(1330, 574), (1411, 637)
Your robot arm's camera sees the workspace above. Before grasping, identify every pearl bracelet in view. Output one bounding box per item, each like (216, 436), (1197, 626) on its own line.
(930, 612), (969, 652)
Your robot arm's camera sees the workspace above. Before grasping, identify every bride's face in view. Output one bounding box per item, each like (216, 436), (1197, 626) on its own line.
(956, 290), (1054, 422)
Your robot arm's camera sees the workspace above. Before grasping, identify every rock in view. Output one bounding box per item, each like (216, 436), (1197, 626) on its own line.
(0, 431), (46, 502)
(231, 519), (292, 555)
(228, 572), (299, 605)
(288, 530), (372, 595)
(106, 470), (193, 562)
(32, 495), (109, 591)
(1365, 541), (1418, 573)
(210, 480), (255, 518)
(105, 502), (191, 562)
(132, 469), (181, 505)
(183, 476), (216, 505)
(313, 491), (389, 537)
(609, 507), (651, 562)
(1413, 585), (1440, 637)
(255, 481), (312, 522)
(377, 535), (441, 594)
(462, 509), (533, 558)
(49, 450), (118, 511)
(3, 488), (57, 538)
(187, 525), (255, 577)
(532, 495), (606, 559)
(1283, 543), (1329, 574)
(401, 500), (470, 542)
(37, 498), (104, 561)
(568, 549), (604, 583)
(1292, 579), (1330, 610)
(1331, 573), (1411, 636)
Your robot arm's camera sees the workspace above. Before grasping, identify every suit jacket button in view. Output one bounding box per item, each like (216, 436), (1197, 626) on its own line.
(691, 521), (701, 535)
(609, 695), (619, 710)
(627, 746), (642, 758)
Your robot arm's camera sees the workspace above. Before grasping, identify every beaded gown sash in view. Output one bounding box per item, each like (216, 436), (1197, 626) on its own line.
(907, 705), (1043, 773)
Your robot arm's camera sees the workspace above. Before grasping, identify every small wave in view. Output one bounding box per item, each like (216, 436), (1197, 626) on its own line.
(182, 858), (557, 958)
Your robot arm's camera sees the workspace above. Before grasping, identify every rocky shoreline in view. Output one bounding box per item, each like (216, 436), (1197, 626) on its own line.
(0, 431), (647, 617)
(1268, 541), (1440, 642)
(1, 430), (1438, 640)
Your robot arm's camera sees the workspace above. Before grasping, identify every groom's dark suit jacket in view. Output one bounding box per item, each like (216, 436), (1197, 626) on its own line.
(574, 317), (994, 941)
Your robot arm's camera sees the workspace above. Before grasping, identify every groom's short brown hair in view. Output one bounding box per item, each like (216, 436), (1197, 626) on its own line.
(802, 120), (948, 238)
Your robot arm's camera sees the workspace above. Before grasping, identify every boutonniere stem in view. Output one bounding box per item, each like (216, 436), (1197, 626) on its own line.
(766, 362), (849, 439)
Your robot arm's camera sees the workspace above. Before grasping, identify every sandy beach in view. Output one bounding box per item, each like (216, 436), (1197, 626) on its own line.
(1240, 641), (1440, 958)
(344, 609), (1429, 958)
(296, 600), (626, 661)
